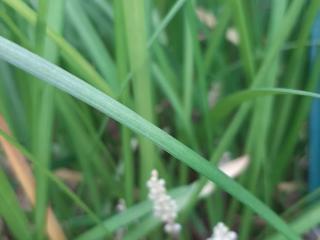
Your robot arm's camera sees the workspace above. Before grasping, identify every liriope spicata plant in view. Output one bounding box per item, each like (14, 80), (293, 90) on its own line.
(0, 34), (303, 240)
(0, 0), (320, 239)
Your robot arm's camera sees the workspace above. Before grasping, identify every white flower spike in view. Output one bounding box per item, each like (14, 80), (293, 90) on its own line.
(207, 222), (237, 240)
(147, 169), (181, 236)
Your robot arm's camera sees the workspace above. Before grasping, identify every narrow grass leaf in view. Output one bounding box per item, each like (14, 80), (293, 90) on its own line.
(0, 169), (32, 240)
(0, 36), (299, 239)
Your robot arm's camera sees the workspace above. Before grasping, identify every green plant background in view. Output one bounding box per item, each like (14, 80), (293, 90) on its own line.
(0, 0), (319, 239)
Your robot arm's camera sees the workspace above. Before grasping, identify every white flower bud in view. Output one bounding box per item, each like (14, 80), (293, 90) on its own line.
(147, 169), (181, 236)
(207, 222), (237, 240)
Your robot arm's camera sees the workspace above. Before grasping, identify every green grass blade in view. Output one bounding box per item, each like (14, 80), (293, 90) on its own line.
(122, 217), (159, 240)
(152, 64), (198, 149)
(270, 0), (320, 176)
(213, 88), (320, 119)
(268, 203), (320, 240)
(0, 36), (300, 239)
(33, 1), (51, 238)
(113, 0), (135, 206)
(182, 7), (194, 120)
(118, 0), (190, 96)
(0, 169), (32, 240)
(239, 2), (287, 238)
(34, 0), (48, 54)
(66, 0), (117, 92)
(2, 0), (112, 95)
(0, 62), (28, 141)
(185, 1), (212, 148)
(57, 99), (102, 211)
(231, 0), (255, 82)
(121, 0), (158, 195)
(147, 0), (188, 47)
(33, 87), (54, 240)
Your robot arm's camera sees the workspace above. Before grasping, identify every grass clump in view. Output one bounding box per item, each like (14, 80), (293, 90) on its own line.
(0, 0), (319, 239)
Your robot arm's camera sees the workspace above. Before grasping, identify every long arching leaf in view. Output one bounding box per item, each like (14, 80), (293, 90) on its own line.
(0, 36), (299, 239)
